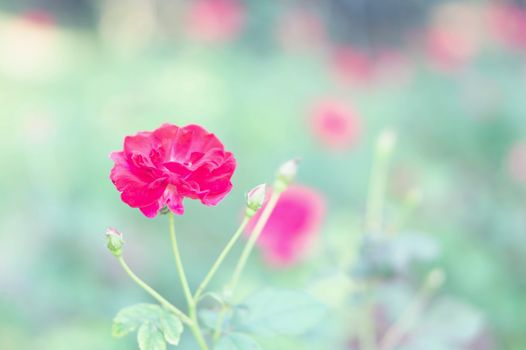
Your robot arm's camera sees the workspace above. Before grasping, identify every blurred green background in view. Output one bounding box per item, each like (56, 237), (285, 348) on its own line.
(0, 0), (525, 349)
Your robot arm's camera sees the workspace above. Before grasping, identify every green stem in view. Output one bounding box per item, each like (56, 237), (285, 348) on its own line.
(365, 130), (396, 232)
(117, 256), (193, 326)
(189, 307), (209, 350)
(168, 213), (194, 307)
(210, 189), (283, 342)
(228, 189), (282, 294)
(194, 216), (251, 301)
(167, 213), (209, 350)
(359, 131), (396, 350)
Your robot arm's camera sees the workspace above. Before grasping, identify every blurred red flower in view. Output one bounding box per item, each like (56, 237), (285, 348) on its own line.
(110, 124), (236, 218)
(246, 185), (325, 267)
(309, 100), (362, 151)
(186, 0), (245, 43)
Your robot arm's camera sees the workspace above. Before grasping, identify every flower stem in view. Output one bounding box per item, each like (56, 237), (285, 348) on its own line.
(194, 216), (251, 301)
(167, 213), (209, 350)
(365, 129), (396, 232)
(378, 269), (445, 350)
(168, 213), (194, 307)
(227, 189), (282, 295)
(359, 131), (396, 350)
(117, 256), (193, 326)
(189, 307), (209, 350)
(209, 189), (283, 343)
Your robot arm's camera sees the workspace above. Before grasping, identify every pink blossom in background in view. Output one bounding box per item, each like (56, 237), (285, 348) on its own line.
(186, 0), (245, 44)
(489, 4), (526, 51)
(21, 10), (55, 27)
(309, 100), (362, 151)
(425, 27), (477, 70)
(246, 185), (325, 267)
(110, 124), (236, 218)
(330, 47), (412, 85)
(330, 47), (375, 84)
(276, 8), (327, 52)
(507, 142), (526, 184)
(425, 2), (485, 71)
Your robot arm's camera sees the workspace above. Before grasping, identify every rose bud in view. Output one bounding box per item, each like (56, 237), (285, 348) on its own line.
(246, 184), (267, 217)
(106, 227), (124, 257)
(275, 159), (300, 191)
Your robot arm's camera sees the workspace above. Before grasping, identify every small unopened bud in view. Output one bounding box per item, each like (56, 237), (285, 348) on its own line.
(275, 159), (300, 191)
(106, 227), (124, 257)
(246, 184), (267, 217)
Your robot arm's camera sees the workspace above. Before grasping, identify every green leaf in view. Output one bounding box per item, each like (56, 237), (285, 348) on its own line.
(197, 292), (227, 307)
(112, 303), (185, 349)
(199, 307), (235, 331)
(216, 333), (261, 350)
(199, 309), (221, 330)
(417, 297), (483, 343)
(112, 304), (163, 337)
(242, 288), (326, 336)
(159, 311), (183, 345)
(137, 322), (166, 350)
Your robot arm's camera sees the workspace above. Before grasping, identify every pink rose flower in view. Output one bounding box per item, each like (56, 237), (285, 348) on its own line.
(186, 0), (245, 44)
(110, 123), (236, 218)
(309, 99), (362, 151)
(246, 185), (325, 267)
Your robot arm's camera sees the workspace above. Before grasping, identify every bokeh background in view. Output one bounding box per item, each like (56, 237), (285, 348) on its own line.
(0, 0), (525, 349)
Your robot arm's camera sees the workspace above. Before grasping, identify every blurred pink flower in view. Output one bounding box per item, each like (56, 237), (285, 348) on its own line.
(309, 100), (362, 151)
(425, 2), (485, 71)
(426, 27), (476, 70)
(246, 185), (325, 267)
(21, 10), (55, 27)
(186, 0), (245, 43)
(507, 142), (526, 184)
(489, 4), (526, 51)
(331, 47), (375, 83)
(110, 123), (236, 218)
